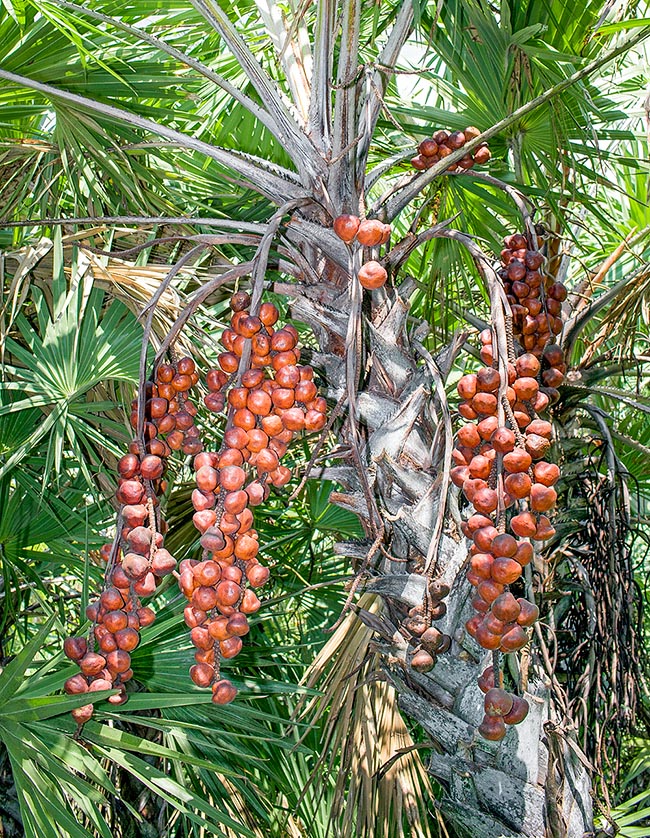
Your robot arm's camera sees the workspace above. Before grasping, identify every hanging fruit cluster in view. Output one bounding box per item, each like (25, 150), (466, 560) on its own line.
(64, 415), (178, 723)
(411, 127), (491, 172)
(451, 235), (567, 741)
(405, 579), (453, 673)
(64, 291), (328, 718)
(333, 215), (392, 290)
(177, 292), (327, 704)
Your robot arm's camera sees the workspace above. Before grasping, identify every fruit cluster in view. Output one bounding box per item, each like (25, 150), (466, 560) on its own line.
(452, 316), (563, 740)
(64, 432), (177, 723)
(136, 357), (203, 456)
(64, 291), (328, 717)
(477, 668), (530, 740)
(410, 127), (491, 172)
(499, 233), (568, 369)
(333, 215), (392, 290)
(405, 580), (453, 673)
(178, 292), (326, 704)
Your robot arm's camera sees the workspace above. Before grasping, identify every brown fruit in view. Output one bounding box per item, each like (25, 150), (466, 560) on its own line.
(458, 423), (481, 448)
(475, 623), (503, 650)
(71, 704), (94, 724)
(515, 353), (541, 378)
(484, 687), (514, 717)
(491, 427), (515, 454)
(504, 472), (532, 500)
(115, 628), (140, 652)
(477, 666), (496, 693)
(492, 592), (521, 623)
(465, 615), (483, 637)
(468, 455), (492, 480)
(411, 650), (436, 672)
(530, 483), (557, 512)
(471, 392), (497, 416)
(212, 679), (237, 705)
(240, 588), (262, 613)
(491, 557), (522, 585)
(64, 674), (89, 694)
(533, 461), (560, 486)
(514, 541), (533, 566)
(473, 526), (499, 552)
(220, 636), (243, 659)
(100, 587), (125, 611)
(476, 367), (500, 392)
(491, 534), (517, 558)
(477, 580), (504, 604)
(227, 613), (250, 637)
(526, 434), (551, 460)
(478, 714), (506, 741)
(470, 553), (494, 580)
(473, 488), (498, 514)
(500, 625), (528, 652)
(190, 663), (214, 687)
(510, 512), (538, 538)
(516, 598), (540, 627)
(358, 261), (388, 290)
(356, 219), (385, 247)
(503, 449), (532, 473)
(122, 552), (149, 580)
(503, 695), (529, 725)
(457, 374), (478, 400)
(106, 650), (131, 674)
(64, 637), (87, 661)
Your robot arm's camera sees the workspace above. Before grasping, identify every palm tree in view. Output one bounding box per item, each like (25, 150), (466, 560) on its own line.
(1, 1), (649, 836)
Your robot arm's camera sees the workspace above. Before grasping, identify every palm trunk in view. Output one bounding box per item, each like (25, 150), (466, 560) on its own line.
(285, 264), (595, 838)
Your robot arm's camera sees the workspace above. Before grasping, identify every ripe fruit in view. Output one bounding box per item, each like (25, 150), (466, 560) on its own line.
(478, 715), (506, 741)
(358, 261), (388, 290)
(484, 688), (514, 717)
(503, 695), (529, 725)
(356, 219), (385, 246)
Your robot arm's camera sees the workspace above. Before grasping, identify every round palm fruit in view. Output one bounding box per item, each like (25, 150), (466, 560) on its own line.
(530, 484), (557, 512)
(80, 653), (106, 676)
(484, 687), (514, 717)
(190, 663), (214, 688)
(500, 625), (529, 652)
(356, 219), (385, 246)
(64, 674), (89, 694)
(535, 515), (556, 540)
(516, 598), (539, 627)
(510, 512), (538, 538)
(473, 145), (491, 165)
(477, 580), (504, 604)
(71, 704), (94, 724)
(230, 291), (251, 312)
(358, 261), (388, 290)
(491, 558), (522, 585)
(478, 714), (506, 741)
(64, 637), (87, 661)
(474, 623), (502, 651)
(411, 649), (436, 673)
(491, 534), (517, 558)
(212, 679), (237, 705)
(533, 461), (560, 486)
(491, 427), (515, 454)
(503, 695), (529, 725)
(503, 449), (532, 473)
(477, 666), (496, 693)
(492, 592), (521, 623)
